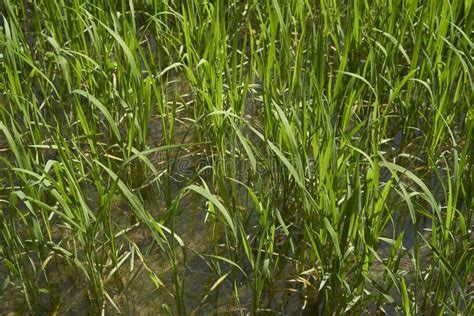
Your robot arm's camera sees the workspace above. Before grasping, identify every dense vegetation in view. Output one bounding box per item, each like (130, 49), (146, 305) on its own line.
(0, 0), (472, 314)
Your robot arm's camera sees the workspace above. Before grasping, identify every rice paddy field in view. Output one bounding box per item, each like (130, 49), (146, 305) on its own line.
(0, 0), (473, 314)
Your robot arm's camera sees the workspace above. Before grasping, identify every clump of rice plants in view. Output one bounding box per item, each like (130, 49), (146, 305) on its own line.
(0, 0), (472, 314)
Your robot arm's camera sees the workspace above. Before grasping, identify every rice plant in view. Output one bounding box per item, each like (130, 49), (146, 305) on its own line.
(0, 0), (472, 314)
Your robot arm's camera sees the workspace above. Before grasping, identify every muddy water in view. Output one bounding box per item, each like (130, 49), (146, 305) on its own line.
(0, 91), (468, 314)
(0, 71), (264, 314)
(0, 92), (440, 315)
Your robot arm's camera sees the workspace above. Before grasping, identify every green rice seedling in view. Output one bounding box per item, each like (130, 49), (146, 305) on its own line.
(0, 0), (472, 314)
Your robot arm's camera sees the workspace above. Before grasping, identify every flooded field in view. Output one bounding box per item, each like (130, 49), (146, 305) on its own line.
(1, 0), (473, 314)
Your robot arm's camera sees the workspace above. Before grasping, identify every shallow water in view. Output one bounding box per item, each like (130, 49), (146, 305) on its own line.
(0, 8), (471, 312)
(0, 84), (454, 315)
